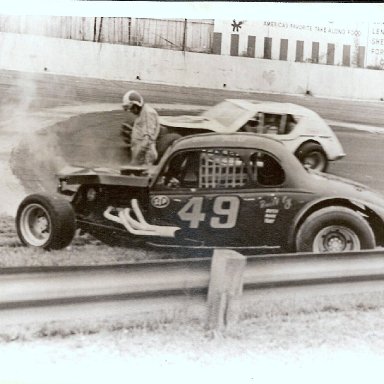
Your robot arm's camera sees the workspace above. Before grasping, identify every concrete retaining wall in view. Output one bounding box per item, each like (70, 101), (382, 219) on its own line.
(1, 32), (383, 100)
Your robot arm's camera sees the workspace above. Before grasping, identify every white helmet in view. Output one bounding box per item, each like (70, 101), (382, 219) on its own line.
(122, 90), (144, 109)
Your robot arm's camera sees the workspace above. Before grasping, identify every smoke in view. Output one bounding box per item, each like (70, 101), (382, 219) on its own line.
(0, 71), (121, 216)
(0, 73), (68, 216)
(0, 74), (39, 215)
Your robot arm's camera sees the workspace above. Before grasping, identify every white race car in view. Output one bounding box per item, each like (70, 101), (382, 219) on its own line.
(156, 99), (345, 172)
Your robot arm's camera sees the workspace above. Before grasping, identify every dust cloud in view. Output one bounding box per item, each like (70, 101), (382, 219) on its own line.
(0, 73), (73, 216)
(0, 71), (124, 217)
(0, 74), (44, 216)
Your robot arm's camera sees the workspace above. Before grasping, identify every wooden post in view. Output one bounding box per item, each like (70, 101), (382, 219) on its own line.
(93, 17), (97, 42)
(206, 249), (247, 331)
(182, 18), (187, 52)
(97, 17), (104, 43)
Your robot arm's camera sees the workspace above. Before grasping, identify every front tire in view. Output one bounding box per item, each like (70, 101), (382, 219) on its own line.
(296, 206), (375, 253)
(296, 142), (328, 172)
(16, 193), (76, 250)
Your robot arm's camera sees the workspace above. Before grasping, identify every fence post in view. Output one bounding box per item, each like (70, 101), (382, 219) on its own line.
(206, 249), (247, 331)
(93, 17), (97, 42)
(97, 17), (103, 43)
(182, 18), (187, 52)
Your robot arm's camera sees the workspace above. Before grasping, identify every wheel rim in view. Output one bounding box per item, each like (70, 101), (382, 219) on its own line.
(19, 204), (51, 246)
(303, 151), (326, 171)
(313, 225), (361, 252)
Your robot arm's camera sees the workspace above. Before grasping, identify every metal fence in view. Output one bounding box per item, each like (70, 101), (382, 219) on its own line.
(0, 15), (214, 53)
(3, 248), (384, 332)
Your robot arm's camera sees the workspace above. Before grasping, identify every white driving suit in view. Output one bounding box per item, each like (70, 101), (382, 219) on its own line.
(130, 104), (160, 166)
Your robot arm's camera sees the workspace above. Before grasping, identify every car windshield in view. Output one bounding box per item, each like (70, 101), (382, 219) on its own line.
(202, 101), (247, 128)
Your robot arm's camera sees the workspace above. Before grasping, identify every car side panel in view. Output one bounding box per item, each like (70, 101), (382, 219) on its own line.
(274, 137), (344, 160)
(149, 189), (258, 246)
(248, 189), (316, 249)
(260, 117), (345, 160)
(148, 188), (315, 248)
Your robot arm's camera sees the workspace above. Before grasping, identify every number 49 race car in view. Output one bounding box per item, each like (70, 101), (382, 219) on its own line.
(16, 133), (384, 254)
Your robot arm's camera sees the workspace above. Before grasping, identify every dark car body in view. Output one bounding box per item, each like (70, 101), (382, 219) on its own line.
(50, 133), (384, 253)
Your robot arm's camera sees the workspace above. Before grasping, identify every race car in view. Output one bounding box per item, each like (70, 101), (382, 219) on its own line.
(16, 132), (384, 254)
(154, 99), (345, 172)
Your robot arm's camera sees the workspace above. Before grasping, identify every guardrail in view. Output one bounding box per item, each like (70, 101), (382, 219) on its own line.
(2, 249), (384, 332)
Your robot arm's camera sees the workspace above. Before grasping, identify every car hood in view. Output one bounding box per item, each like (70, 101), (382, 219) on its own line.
(308, 170), (384, 209)
(159, 115), (229, 132)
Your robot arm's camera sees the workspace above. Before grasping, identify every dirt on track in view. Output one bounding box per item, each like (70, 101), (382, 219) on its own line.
(11, 109), (129, 194)
(9, 106), (198, 195)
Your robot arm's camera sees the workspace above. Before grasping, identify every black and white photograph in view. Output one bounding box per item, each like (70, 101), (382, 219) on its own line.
(1, 1), (384, 383)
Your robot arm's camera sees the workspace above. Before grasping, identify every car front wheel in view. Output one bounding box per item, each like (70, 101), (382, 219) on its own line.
(16, 193), (76, 250)
(296, 142), (328, 172)
(296, 206), (375, 253)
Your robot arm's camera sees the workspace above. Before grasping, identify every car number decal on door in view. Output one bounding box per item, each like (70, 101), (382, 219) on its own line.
(177, 196), (240, 229)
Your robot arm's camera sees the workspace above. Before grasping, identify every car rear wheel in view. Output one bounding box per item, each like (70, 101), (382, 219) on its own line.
(296, 142), (328, 172)
(296, 206), (375, 253)
(16, 193), (76, 250)
(157, 133), (182, 158)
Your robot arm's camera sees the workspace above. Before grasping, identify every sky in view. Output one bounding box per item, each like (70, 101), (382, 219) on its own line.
(0, 1), (383, 23)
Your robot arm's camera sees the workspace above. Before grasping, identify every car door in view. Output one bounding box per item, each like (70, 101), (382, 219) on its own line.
(246, 150), (318, 249)
(148, 148), (268, 247)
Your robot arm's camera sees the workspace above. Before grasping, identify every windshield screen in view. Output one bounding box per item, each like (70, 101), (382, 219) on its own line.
(202, 101), (246, 128)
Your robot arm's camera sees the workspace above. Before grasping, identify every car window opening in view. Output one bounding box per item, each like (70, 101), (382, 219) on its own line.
(157, 148), (285, 190)
(249, 152), (285, 186)
(199, 149), (248, 189)
(242, 113), (298, 135)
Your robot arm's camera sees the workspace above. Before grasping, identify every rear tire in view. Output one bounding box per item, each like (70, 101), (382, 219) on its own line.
(157, 133), (182, 158)
(296, 206), (375, 253)
(16, 193), (76, 250)
(296, 142), (328, 172)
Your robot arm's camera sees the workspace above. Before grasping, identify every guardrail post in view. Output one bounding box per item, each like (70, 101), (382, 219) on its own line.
(206, 249), (247, 331)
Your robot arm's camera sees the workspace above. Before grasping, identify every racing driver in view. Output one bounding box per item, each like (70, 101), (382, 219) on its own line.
(122, 90), (160, 166)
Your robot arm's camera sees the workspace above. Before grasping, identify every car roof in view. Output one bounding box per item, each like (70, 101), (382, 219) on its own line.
(226, 99), (319, 117)
(171, 132), (288, 155)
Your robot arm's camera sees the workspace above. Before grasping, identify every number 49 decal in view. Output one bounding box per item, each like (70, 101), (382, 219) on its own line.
(177, 196), (240, 229)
